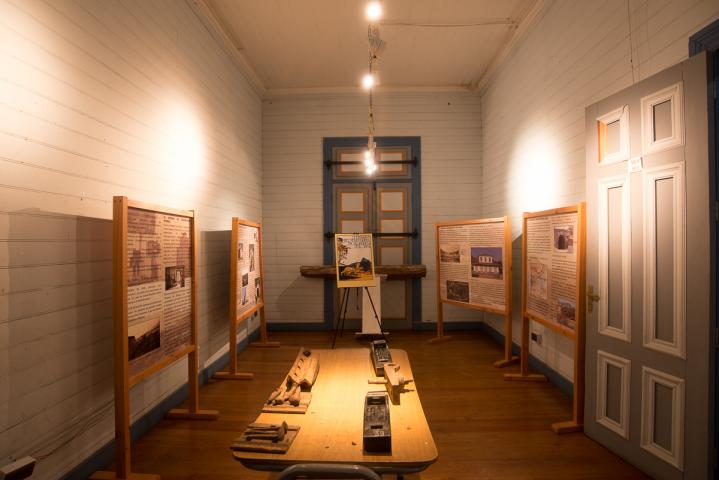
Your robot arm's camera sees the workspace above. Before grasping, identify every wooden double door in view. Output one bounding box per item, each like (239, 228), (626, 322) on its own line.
(324, 138), (421, 329)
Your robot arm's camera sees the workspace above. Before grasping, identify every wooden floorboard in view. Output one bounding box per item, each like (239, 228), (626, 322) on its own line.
(108, 330), (648, 479)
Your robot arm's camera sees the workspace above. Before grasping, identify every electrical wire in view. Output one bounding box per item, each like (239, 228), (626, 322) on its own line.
(627, 0), (636, 84)
(380, 19), (516, 28)
(33, 399), (115, 461)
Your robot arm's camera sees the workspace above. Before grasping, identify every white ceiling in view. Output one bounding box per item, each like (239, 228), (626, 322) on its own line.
(207, 0), (537, 92)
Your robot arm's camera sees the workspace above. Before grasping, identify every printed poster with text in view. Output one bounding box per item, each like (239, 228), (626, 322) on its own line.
(525, 212), (578, 331)
(438, 221), (506, 311)
(236, 224), (262, 318)
(126, 208), (192, 377)
(335, 233), (376, 288)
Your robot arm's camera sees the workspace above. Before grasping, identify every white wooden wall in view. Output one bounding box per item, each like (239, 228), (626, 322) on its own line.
(0, 0), (262, 478)
(261, 91), (482, 325)
(480, 0), (719, 380)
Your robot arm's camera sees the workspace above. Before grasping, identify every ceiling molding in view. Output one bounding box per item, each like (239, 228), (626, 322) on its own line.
(264, 84), (477, 98)
(187, 0), (266, 97)
(471, 0), (548, 94)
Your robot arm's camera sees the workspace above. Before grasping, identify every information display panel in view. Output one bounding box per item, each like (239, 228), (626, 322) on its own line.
(505, 203), (586, 435)
(93, 197), (218, 480)
(235, 221), (263, 319)
(433, 217), (517, 367)
(214, 218), (278, 382)
(525, 210), (580, 336)
(127, 206), (193, 380)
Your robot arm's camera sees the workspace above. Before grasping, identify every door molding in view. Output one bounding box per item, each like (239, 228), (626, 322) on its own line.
(642, 162), (686, 359)
(597, 174), (631, 342)
(596, 350), (631, 439)
(640, 366), (685, 470)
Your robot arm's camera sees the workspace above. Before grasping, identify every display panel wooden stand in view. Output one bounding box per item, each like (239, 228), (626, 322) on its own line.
(504, 203), (586, 434)
(214, 219), (277, 382)
(431, 218), (518, 368)
(244, 219), (279, 349)
(92, 197), (218, 480)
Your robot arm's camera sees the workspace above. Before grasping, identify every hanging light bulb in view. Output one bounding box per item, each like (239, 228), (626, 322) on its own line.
(364, 149), (374, 166)
(365, 163), (377, 175)
(366, 1), (382, 22)
(362, 73), (375, 90)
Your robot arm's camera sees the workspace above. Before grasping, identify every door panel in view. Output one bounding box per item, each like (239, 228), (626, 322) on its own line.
(585, 53), (711, 479)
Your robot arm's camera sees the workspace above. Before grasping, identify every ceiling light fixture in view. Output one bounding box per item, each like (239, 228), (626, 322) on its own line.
(363, 2), (385, 176)
(362, 73), (375, 90)
(365, 1), (382, 22)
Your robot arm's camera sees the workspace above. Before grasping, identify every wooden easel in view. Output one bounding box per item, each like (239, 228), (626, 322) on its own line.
(92, 197), (218, 480)
(430, 218), (519, 368)
(214, 219), (277, 381)
(504, 203), (586, 434)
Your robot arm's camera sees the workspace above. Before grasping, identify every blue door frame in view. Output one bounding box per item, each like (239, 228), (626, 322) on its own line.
(689, 19), (719, 479)
(322, 136), (422, 330)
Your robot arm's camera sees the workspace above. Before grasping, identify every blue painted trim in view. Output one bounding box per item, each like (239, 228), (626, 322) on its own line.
(322, 136), (422, 329)
(477, 322), (573, 397)
(62, 328), (260, 480)
(689, 17), (719, 56)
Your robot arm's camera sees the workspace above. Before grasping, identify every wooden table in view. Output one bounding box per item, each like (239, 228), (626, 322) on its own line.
(233, 348), (438, 474)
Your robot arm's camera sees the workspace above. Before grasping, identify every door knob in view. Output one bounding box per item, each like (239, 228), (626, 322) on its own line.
(587, 285), (600, 313)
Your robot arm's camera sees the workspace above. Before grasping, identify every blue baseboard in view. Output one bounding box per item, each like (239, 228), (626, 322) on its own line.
(477, 322), (573, 397)
(62, 328), (260, 480)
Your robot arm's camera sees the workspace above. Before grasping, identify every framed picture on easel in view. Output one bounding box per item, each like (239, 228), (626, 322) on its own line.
(334, 233), (376, 288)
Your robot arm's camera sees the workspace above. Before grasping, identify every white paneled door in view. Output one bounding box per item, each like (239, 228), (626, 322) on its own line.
(585, 52), (711, 479)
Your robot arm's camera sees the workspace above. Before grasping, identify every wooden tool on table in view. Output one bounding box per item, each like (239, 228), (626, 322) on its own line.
(263, 347), (320, 413)
(231, 422), (300, 454)
(368, 362), (413, 405)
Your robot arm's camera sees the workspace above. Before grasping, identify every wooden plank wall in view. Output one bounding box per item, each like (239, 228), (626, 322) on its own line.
(261, 91), (483, 325)
(0, 0), (262, 478)
(479, 0), (719, 381)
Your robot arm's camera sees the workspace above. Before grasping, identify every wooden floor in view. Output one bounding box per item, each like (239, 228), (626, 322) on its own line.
(114, 330), (648, 479)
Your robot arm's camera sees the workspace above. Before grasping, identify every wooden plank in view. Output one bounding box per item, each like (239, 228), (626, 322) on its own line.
(126, 199), (194, 219)
(439, 298), (506, 315)
(129, 345), (196, 387)
(299, 264), (427, 279)
(254, 221), (272, 346)
(113, 196), (131, 478)
(188, 212), (200, 414)
(227, 218), (240, 375)
(495, 216), (520, 368)
(431, 223), (449, 343)
(526, 314), (577, 339)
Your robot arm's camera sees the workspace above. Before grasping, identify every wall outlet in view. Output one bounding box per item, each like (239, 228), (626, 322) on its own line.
(531, 332), (543, 346)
